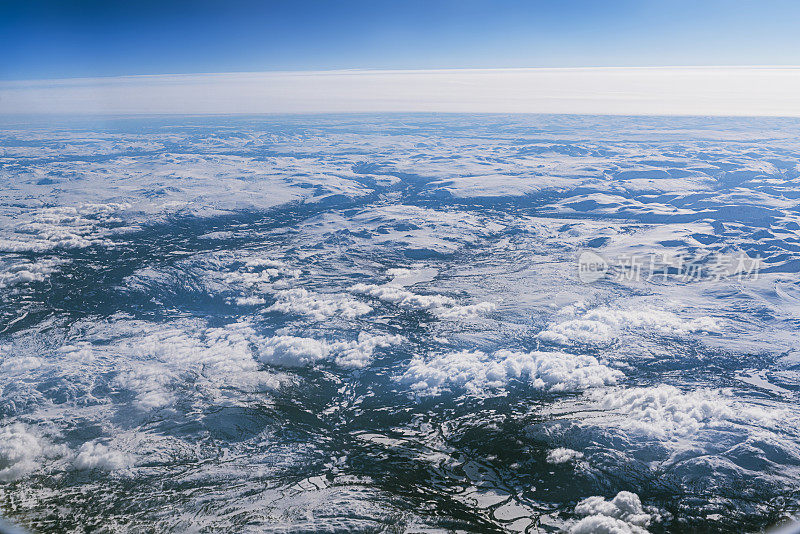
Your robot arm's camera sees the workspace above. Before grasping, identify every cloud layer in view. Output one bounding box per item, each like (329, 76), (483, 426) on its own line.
(3, 67), (800, 116)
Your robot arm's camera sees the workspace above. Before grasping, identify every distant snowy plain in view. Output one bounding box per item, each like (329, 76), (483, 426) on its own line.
(1, 114), (799, 533)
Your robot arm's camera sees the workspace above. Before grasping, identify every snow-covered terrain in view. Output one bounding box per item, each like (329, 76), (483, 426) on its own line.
(1, 114), (799, 533)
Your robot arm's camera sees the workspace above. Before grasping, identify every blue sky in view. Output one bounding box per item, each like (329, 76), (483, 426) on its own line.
(2, 0), (799, 80)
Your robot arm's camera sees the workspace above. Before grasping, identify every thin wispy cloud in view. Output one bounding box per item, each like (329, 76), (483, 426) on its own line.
(3, 66), (800, 116)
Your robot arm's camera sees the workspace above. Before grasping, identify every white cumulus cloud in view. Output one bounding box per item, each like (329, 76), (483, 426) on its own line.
(256, 333), (403, 369)
(538, 306), (719, 346)
(0, 423), (65, 481)
(569, 491), (658, 534)
(351, 283), (495, 319)
(546, 447), (584, 464)
(398, 349), (622, 396)
(73, 442), (134, 471)
(266, 288), (372, 321)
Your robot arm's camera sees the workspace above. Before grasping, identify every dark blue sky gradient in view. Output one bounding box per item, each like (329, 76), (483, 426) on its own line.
(2, 0), (799, 80)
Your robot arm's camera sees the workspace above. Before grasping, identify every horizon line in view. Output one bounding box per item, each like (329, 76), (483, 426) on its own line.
(4, 65), (800, 86)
